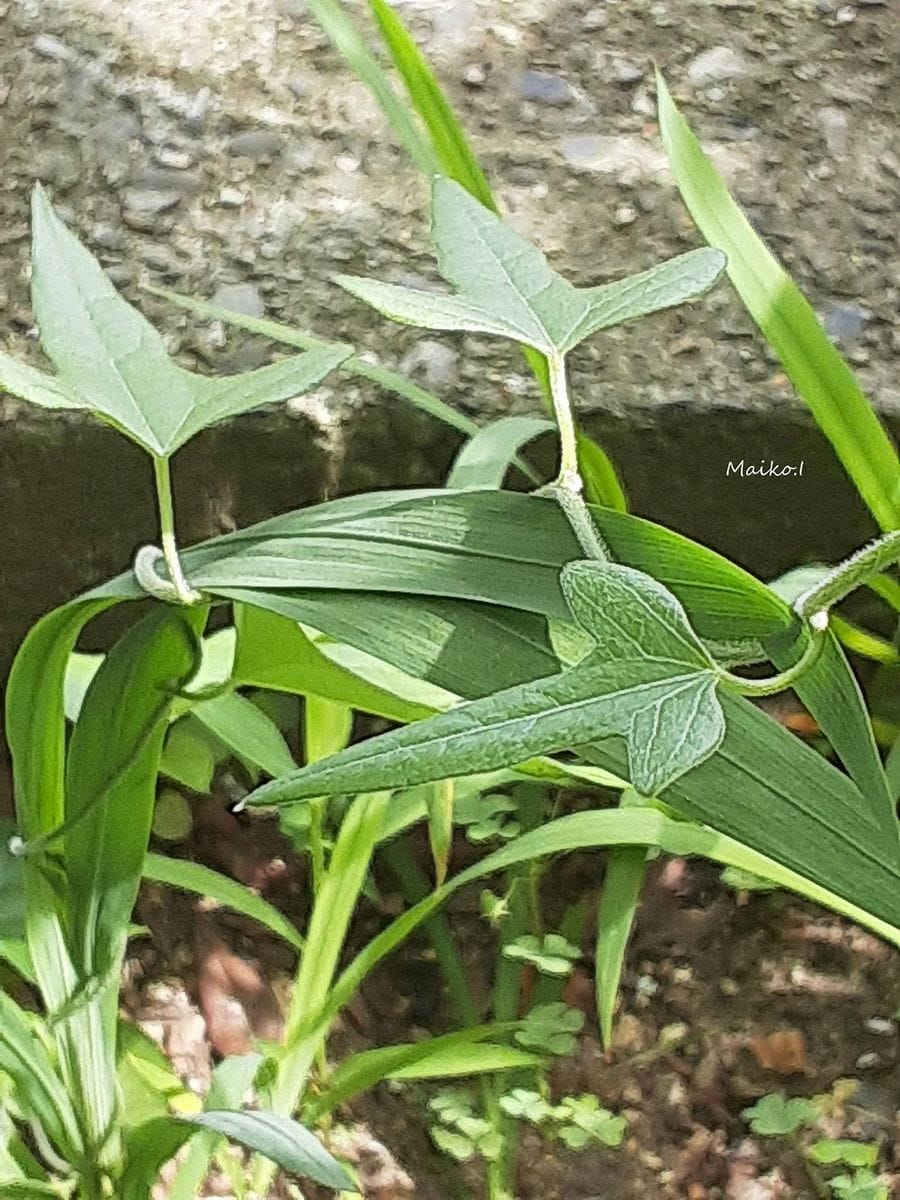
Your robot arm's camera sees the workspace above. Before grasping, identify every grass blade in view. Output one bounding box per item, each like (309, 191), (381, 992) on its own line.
(595, 845), (648, 1049)
(657, 71), (900, 531)
(368, 0), (494, 207)
(303, 0), (436, 174)
(143, 855), (304, 953)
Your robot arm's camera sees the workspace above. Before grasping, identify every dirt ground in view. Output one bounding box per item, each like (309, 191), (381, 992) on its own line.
(1, 0), (898, 1196)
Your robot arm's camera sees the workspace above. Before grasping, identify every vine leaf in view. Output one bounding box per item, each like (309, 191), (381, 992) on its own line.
(245, 561), (726, 806)
(336, 177), (725, 355)
(0, 186), (348, 457)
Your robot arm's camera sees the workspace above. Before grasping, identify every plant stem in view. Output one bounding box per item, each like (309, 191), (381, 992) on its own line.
(717, 624), (826, 698)
(153, 456), (200, 605)
(547, 353), (580, 490)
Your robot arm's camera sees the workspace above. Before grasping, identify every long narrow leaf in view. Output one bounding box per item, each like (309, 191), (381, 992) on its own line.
(657, 72), (900, 530)
(368, 0), (494, 207)
(143, 855), (304, 953)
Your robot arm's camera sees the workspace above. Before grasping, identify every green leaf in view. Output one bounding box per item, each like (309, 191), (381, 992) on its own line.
(338, 177), (725, 356)
(808, 1140), (878, 1168)
(576, 429), (628, 513)
(244, 561), (726, 804)
(447, 416), (554, 490)
(0, 823), (25, 940)
(150, 286), (480, 438)
(515, 1002), (584, 1056)
(189, 691), (296, 779)
(556, 1094), (627, 1148)
(143, 854), (304, 953)
(0, 352), (80, 411)
(595, 840), (648, 1049)
(25, 186), (348, 456)
(66, 609), (200, 979)
(503, 933), (581, 977)
(367, 0), (494, 207)
(117, 1023), (190, 1129)
(186, 1110), (354, 1190)
(656, 72), (900, 531)
(0, 993), (82, 1162)
(121, 1116), (196, 1200)
(742, 1093), (818, 1136)
(303, 0), (437, 174)
(233, 604), (438, 723)
(829, 1169), (888, 1200)
(499, 1089), (555, 1124)
(159, 718), (218, 793)
(167, 1054), (263, 1200)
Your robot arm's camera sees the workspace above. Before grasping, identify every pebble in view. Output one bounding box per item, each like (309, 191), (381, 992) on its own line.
(559, 134), (666, 183)
(855, 1051), (881, 1070)
(823, 304), (870, 342)
(227, 130), (283, 161)
(581, 6), (608, 30)
(153, 146), (196, 170)
(835, 4), (857, 20)
(32, 34), (76, 63)
(815, 106), (849, 156)
(863, 1017), (895, 1036)
(132, 166), (202, 194)
(518, 70), (577, 106)
(687, 46), (749, 84)
(216, 186), (247, 208)
(401, 339), (460, 390)
(123, 189), (181, 218)
(211, 282), (265, 319)
(603, 56), (645, 85)
(612, 203), (638, 227)
(461, 62), (487, 88)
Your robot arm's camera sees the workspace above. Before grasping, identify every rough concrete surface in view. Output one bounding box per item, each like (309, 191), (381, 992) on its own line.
(0, 0), (898, 675)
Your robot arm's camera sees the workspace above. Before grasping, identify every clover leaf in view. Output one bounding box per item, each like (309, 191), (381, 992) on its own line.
(515, 1003), (584, 1057)
(503, 933), (581, 977)
(742, 1093), (819, 1136)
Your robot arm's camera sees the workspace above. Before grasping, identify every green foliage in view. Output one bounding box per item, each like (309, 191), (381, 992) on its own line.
(742, 1093), (819, 1136)
(338, 177), (724, 359)
(429, 1089), (504, 1163)
(515, 1003), (584, 1056)
(657, 72), (900, 532)
(554, 1094), (627, 1150)
(829, 1170), (889, 1200)
(809, 1141), (879, 1169)
(503, 934), (581, 977)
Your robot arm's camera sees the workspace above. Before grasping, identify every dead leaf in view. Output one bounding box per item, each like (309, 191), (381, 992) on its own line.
(748, 1030), (807, 1075)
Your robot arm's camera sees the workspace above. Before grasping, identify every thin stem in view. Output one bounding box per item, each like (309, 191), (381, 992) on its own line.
(717, 624), (826, 698)
(152, 456), (201, 605)
(794, 528), (900, 621)
(547, 353), (580, 490)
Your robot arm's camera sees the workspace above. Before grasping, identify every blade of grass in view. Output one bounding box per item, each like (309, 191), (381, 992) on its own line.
(657, 70), (900, 531)
(303, 0), (437, 175)
(595, 846), (647, 1050)
(367, 0), (494, 208)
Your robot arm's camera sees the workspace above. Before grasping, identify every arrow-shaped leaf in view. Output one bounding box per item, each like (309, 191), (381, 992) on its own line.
(337, 177), (725, 355)
(15, 186), (348, 456)
(246, 562), (725, 805)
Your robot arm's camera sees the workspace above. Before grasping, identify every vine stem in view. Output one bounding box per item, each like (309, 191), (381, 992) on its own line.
(544, 353), (611, 562)
(152, 455), (201, 605)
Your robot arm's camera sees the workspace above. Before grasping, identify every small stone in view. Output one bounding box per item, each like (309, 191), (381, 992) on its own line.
(462, 62), (487, 88)
(401, 339), (459, 390)
(132, 166), (202, 194)
(216, 186), (247, 208)
(559, 134), (666, 183)
(835, 4), (856, 19)
(581, 6), (608, 30)
(123, 189), (181, 218)
(863, 1017), (896, 1037)
(153, 146), (196, 170)
(815, 106), (849, 156)
(227, 130), (283, 161)
(518, 69), (577, 106)
(687, 46), (749, 84)
(604, 57), (645, 85)
(855, 1051), (881, 1070)
(32, 34), (76, 63)
(211, 282), (265, 319)
(612, 203), (638, 227)
(823, 304), (870, 342)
